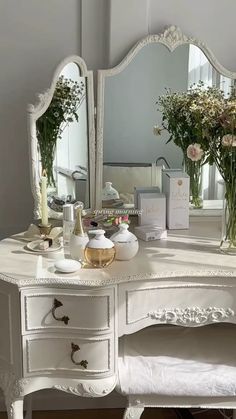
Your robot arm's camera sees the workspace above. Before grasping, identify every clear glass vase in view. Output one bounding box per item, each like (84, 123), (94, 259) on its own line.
(183, 155), (203, 209)
(220, 182), (236, 254)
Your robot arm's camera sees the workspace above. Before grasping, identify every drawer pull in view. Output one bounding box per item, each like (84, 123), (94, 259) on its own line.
(52, 298), (70, 325)
(71, 342), (88, 369)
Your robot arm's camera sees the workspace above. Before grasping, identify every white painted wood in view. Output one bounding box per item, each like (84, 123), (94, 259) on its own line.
(1, 217), (236, 288)
(1, 219), (236, 416)
(6, 398), (24, 419)
(22, 334), (113, 378)
(123, 406), (144, 419)
(24, 395), (32, 419)
(126, 394), (236, 410)
(21, 288), (113, 333)
(95, 25), (236, 209)
(27, 55), (96, 219)
(118, 280), (236, 336)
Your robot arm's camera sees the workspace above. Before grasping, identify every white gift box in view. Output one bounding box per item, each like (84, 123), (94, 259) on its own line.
(138, 193), (166, 229)
(162, 171), (189, 229)
(134, 225), (167, 241)
(134, 186), (160, 208)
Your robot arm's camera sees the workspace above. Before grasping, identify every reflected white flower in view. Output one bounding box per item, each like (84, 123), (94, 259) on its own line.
(153, 125), (162, 136)
(221, 134), (236, 147)
(187, 143), (204, 162)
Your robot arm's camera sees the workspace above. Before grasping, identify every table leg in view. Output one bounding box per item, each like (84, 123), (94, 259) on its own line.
(24, 394), (32, 419)
(6, 398), (24, 419)
(123, 406), (144, 419)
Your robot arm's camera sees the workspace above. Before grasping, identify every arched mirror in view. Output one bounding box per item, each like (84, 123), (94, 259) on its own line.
(96, 26), (236, 212)
(28, 55), (95, 220)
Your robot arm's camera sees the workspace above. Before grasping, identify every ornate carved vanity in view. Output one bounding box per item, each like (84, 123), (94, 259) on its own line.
(1, 25), (236, 419)
(1, 217), (236, 418)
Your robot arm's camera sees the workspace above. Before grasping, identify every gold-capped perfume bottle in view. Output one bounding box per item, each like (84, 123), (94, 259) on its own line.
(84, 230), (115, 268)
(69, 206), (89, 262)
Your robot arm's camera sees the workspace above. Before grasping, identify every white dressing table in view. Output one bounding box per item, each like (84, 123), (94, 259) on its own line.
(1, 217), (236, 419)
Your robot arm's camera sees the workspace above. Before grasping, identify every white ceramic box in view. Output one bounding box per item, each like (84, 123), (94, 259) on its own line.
(138, 193), (166, 229)
(162, 171), (189, 229)
(134, 225), (167, 241)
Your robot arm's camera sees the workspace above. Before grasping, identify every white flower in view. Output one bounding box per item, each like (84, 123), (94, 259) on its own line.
(187, 143), (204, 162)
(153, 125), (162, 136)
(221, 134), (236, 147)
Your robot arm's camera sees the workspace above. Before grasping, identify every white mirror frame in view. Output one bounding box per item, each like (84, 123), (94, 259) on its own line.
(28, 55), (95, 219)
(96, 25), (236, 209)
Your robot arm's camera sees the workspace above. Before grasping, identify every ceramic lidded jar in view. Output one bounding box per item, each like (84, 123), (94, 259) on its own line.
(110, 223), (139, 260)
(102, 182), (119, 201)
(84, 230), (115, 268)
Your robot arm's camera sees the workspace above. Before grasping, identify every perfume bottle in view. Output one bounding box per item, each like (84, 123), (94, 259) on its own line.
(110, 223), (139, 260)
(63, 204), (75, 245)
(84, 230), (115, 268)
(69, 206), (89, 262)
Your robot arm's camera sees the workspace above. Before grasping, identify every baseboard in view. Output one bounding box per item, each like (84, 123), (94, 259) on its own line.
(0, 390), (126, 411)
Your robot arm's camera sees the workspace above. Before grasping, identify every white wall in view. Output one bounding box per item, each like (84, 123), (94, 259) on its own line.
(0, 0), (81, 238)
(108, 0), (236, 71)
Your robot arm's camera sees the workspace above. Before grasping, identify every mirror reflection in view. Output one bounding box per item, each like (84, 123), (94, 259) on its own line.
(36, 62), (90, 215)
(102, 42), (233, 210)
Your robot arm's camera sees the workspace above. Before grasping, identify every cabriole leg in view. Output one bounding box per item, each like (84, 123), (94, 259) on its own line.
(123, 406), (144, 419)
(6, 398), (24, 419)
(24, 394), (32, 419)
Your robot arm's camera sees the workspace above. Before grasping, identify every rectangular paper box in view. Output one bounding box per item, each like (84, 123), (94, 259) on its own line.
(134, 225), (167, 241)
(134, 186), (160, 208)
(162, 171), (189, 229)
(138, 193), (166, 229)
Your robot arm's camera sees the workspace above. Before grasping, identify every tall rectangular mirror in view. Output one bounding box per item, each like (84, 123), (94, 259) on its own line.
(28, 55), (95, 220)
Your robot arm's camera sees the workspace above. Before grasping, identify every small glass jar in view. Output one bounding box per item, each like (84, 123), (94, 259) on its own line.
(84, 230), (115, 268)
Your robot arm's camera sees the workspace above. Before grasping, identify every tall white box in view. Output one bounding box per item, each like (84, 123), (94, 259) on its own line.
(138, 193), (166, 229)
(162, 171), (189, 229)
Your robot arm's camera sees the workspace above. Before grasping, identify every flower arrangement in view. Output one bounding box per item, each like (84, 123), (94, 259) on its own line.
(36, 75), (85, 186)
(155, 82), (236, 252)
(207, 101), (236, 253)
(155, 82), (225, 208)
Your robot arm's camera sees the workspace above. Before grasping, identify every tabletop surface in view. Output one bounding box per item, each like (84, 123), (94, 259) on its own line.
(0, 217), (235, 288)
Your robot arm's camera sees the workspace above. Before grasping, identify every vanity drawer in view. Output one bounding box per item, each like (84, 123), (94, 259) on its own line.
(118, 282), (236, 335)
(22, 333), (114, 378)
(21, 288), (114, 334)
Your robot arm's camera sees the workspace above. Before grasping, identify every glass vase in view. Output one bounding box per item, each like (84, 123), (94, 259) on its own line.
(220, 182), (236, 254)
(183, 155), (203, 209)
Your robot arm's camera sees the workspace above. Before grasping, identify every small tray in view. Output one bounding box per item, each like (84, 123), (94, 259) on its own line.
(26, 240), (61, 253)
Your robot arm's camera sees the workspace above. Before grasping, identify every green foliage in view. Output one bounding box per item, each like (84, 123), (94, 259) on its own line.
(36, 75), (85, 186)
(156, 82), (225, 156)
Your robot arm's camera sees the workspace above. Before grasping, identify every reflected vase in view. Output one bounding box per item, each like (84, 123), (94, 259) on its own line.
(220, 181), (236, 254)
(183, 155), (203, 209)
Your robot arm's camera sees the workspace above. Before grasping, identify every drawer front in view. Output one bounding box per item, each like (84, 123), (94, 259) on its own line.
(21, 288), (114, 333)
(119, 282), (236, 335)
(22, 333), (114, 378)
